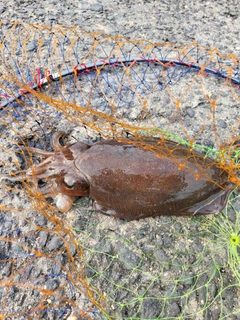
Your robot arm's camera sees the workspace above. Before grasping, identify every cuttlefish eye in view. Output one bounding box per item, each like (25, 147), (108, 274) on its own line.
(63, 173), (78, 187)
(63, 173), (89, 191)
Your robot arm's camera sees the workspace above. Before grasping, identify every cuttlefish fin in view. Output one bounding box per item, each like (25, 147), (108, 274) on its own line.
(181, 188), (233, 215)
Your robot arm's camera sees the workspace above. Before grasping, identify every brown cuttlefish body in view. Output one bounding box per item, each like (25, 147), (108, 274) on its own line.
(1, 133), (235, 220)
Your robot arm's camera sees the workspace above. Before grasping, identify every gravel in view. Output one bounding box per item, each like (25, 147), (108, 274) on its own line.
(118, 246), (141, 270)
(0, 0), (239, 319)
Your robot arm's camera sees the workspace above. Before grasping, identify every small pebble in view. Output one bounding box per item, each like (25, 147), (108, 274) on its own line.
(35, 216), (48, 227)
(45, 279), (60, 291)
(46, 236), (64, 251)
(186, 108), (195, 118)
(38, 231), (49, 248)
(26, 41), (37, 52)
(217, 120), (227, 128)
(140, 299), (162, 319)
(118, 246), (141, 270)
(90, 4), (103, 12)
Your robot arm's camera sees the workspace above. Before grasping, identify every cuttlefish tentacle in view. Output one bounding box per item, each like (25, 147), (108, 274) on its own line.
(20, 147), (55, 158)
(17, 132), (74, 159)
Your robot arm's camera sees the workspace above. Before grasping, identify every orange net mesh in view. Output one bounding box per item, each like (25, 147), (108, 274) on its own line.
(0, 22), (239, 319)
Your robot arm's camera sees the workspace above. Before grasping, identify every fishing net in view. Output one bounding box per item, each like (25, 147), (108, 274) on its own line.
(0, 22), (239, 319)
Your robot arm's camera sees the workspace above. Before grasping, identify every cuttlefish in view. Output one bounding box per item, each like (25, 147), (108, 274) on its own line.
(1, 133), (234, 220)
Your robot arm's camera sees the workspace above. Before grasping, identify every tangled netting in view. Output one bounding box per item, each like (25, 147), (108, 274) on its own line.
(0, 22), (239, 319)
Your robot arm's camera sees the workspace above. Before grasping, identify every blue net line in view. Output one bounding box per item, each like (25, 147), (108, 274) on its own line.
(1, 57), (240, 109)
